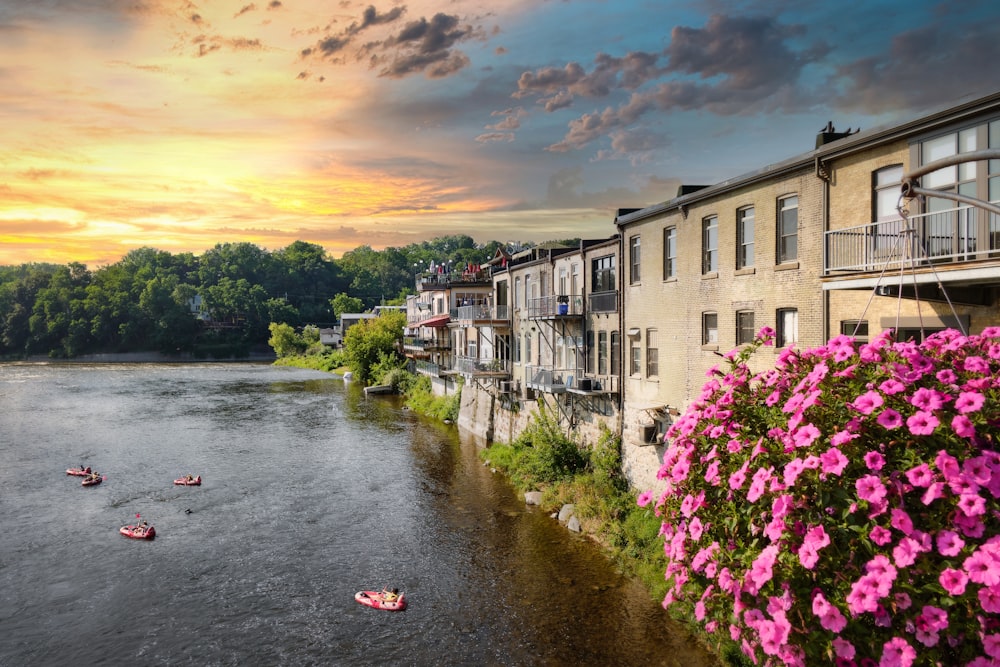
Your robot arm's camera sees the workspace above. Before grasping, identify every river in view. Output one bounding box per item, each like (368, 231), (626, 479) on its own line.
(0, 362), (717, 666)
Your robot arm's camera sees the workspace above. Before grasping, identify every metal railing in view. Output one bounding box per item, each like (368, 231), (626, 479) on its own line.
(524, 365), (583, 393)
(454, 355), (510, 375)
(825, 205), (1000, 274)
(414, 360), (444, 376)
(402, 336), (451, 351)
(588, 291), (618, 313)
(455, 304), (510, 321)
(527, 295), (583, 318)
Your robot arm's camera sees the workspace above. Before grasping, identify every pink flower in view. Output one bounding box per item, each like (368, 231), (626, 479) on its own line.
(851, 390), (884, 415)
(939, 567), (968, 595)
(879, 379), (906, 395)
(983, 634), (1000, 660)
(921, 482), (945, 505)
(876, 409), (903, 429)
(936, 530), (965, 557)
(965, 550), (1000, 586)
(856, 475), (887, 503)
(879, 637), (916, 667)
(783, 458), (805, 488)
(870, 525), (892, 546)
(906, 410), (939, 435)
(904, 463), (933, 487)
(637, 490), (654, 507)
(980, 585), (1000, 613)
(890, 508), (913, 535)
(893, 537), (921, 567)
(910, 387), (947, 411)
(958, 493), (986, 517)
(832, 637), (855, 660)
(821, 448), (849, 476)
(955, 390), (985, 413)
(791, 423), (821, 449)
(864, 451), (886, 471)
(952, 414), (976, 438)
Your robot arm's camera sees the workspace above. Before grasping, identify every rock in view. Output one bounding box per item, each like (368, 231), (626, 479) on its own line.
(567, 516), (582, 533)
(558, 504), (575, 523)
(524, 491), (543, 506)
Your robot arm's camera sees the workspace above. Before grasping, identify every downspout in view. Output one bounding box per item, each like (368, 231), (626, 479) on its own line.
(816, 155), (832, 342)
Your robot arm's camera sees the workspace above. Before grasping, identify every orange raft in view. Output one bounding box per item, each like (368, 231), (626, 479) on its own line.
(355, 590), (406, 611)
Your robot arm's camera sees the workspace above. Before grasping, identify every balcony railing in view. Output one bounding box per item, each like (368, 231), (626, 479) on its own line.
(455, 304), (510, 322)
(454, 355), (510, 375)
(416, 271), (490, 290)
(524, 365), (583, 393)
(402, 336), (451, 351)
(825, 205), (1000, 274)
(527, 295), (583, 318)
(588, 291), (618, 313)
(414, 360), (445, 377)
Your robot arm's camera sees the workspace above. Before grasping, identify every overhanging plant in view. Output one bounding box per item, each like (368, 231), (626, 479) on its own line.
(640, 327), (1000, 666)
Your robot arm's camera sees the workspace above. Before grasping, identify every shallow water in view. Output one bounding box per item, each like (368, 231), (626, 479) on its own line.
(0, 362), (717, 666)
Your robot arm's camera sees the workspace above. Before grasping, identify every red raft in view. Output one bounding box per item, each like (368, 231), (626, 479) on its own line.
(67, 466), (92, 477)
(355, 590), (406, 611)
(81, 475), (103, 487)
(174, 475), (202, 486)
(120, 524), (155, 540)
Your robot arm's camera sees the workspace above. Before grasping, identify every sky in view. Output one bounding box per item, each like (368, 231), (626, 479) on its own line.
(1, 0), (998, 267)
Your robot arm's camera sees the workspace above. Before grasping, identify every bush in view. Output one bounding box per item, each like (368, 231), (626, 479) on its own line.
(643, 327), (1000, 666)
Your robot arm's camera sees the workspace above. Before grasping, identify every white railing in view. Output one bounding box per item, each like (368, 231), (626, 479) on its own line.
(825, 205), (1000, 273)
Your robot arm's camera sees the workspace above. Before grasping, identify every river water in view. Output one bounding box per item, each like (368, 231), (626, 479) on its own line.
(0, 363), (716, 667)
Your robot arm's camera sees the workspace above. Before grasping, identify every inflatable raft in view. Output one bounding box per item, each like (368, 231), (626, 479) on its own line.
(174, 475), (201, 486)
(355, 590), (406, 611)
(67, 466), (92, 476)
(120, 524), (155, 540)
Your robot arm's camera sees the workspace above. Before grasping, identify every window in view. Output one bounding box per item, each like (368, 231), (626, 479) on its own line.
(840, 319), (869, 343)
(702, 216), (718, 273)
(873, 166), (904, 258)
(514, 277), (521, 309)
(629, 235), (641, 283)
(645, 328), (658, 377)
(592, 255), (616, 292)
(630, 340), (641, 375)
(777, 196), (798, 263)
(776, 308), (798, 347)
(598, 331), (608, 375)
(991, 120), (1000, 203)
(610, 332), (620, 377)
(663, 227), (677, 279)
(737, 207), (755, 269)
(921, 129), (978, 213)
(737, 310), (755, 345)
(702, 312), (718, 345)
(525, 331), (531, 364)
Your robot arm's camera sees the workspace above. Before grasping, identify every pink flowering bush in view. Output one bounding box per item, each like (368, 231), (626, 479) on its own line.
(641, 327), (1000, 666)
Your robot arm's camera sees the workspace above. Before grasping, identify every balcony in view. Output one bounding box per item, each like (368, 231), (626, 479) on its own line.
(416, 270), (490, 290)
(414, 360), (446, 377)
(454, 355), (510, 377)
(455, 303), (510, 324)
(588, 291), (618, 314)
(527, 295), (583, 319)
(825, 206), (1000, 276)
(524, 365), (583, 394)
(402, 336), (451, 353)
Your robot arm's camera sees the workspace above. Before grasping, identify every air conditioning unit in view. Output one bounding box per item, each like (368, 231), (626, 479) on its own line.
(642, 423), (659, 444)
(499, 380), (512, 393)
(577, 378), (593, 391)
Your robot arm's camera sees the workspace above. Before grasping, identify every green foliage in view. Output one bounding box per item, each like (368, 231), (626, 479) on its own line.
(404, 373), (462, 422)
(342, 310), (405, 385)
(273, 346), (346, 373)
(330, 293), (364, 320)
(267, 322), (307, 357)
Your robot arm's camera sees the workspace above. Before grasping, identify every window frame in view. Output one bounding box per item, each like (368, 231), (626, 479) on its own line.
(645, 328), (658, 378)
(591, 255), (616, 292)
(702, 215), (718, 274)
(598, 331), (608, 375)
(630, 340), (641, 376)
(702, 312), (718, 346)
(663, 226), (677, 279)
(777, 195), (798, 264)
(736, 206), (755, 269)
(776, 308), (798, 348)
(629, 235), (641, 284)
(736, 310), (755, 346)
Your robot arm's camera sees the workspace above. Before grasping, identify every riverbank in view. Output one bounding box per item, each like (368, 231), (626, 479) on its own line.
(19, 350), (278, 364)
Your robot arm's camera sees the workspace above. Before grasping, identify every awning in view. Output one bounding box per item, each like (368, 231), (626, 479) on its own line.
(418, 314), (451, 328)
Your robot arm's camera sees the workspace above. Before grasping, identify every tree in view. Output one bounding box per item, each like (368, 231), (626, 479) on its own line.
(267, 322), (307, 358)
(330, 293), (364, 320)
(342, 310), (406, 385)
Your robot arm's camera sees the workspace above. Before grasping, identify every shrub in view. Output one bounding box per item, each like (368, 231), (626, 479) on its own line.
(642, 327), (1000, 666)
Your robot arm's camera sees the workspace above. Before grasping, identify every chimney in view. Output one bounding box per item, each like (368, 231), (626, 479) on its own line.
(816, 121), (858, 148)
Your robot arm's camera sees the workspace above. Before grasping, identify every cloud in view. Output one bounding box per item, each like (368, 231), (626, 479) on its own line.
(234, 4), (257, 19)
(301, 7), (481, 79)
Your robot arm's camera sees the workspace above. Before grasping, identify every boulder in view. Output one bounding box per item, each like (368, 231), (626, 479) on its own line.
(524, 491), (543, 506)
(558, 504), (575, 523)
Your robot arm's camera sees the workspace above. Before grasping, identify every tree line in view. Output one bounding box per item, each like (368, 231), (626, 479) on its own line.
(0, 235), (511, 359)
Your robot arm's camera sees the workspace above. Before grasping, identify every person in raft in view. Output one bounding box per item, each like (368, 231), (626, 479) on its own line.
(186, 474), (194, 481)
(87, 472), (100, 481)
(137, 520), (149, 534)
(382, 588), (399, 602)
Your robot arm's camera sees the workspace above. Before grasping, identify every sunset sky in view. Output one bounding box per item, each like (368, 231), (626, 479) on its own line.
(1, 0), (998, 267)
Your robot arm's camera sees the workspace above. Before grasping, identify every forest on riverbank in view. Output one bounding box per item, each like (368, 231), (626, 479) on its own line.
(0, 235), (521, 360)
